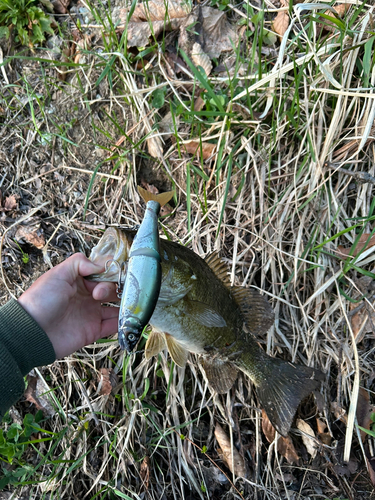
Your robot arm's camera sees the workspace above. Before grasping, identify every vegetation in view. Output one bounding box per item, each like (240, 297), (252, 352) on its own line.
(0, 0), (375, 498)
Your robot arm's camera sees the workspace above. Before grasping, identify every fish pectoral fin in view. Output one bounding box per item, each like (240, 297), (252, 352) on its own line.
(231, 286), (274, 335)
(158, 284), (193, 306)
(201, 358), (238, 394)
(182, 300), (227, 328)
(165, 334), (189, 367)
(145, 330), (167, 360)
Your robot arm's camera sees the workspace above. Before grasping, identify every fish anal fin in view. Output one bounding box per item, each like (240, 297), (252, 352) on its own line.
(138, 186), (174, 207)
(204, 252), (231, 286)
(201, 358), (238, 394)
(145, 330), (167, 360)
(256, 360), (323, 436)
(232, 287), (274, 335)
(165, 334), (189, 367)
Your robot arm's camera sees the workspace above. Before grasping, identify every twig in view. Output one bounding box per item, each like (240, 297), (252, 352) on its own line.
(325, 163), (375, 185)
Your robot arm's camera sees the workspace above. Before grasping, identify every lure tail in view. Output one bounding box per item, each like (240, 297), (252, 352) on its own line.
(138, 186), (175, 207)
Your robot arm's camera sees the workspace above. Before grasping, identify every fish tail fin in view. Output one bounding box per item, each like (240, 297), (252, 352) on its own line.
(254, 359), (323, 436)
(236, 350), (323, 436)
(138, 186), (175, 206)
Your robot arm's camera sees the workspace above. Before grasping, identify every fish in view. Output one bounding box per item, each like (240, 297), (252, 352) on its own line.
(88, 225), (323, 436)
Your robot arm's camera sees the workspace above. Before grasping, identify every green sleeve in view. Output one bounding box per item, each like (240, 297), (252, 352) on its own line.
(0, 299), (56, 420)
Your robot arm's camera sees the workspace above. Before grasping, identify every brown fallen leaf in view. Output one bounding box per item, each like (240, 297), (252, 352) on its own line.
(74, 35), (93, 64)
(322, 3), (350, 33)
(140, 456), (150, 491)
(262, 410), (300, 464)
(200, 6), (239, 59)
(337, 233), (375, 258)
(331, 401), (347, 425)
(147, 135), (163, 159)
(316, 418), (332, 446)
(350, 301), (375, 339)
(51, 0), (70, 14)
(3, 195), (18, 211)
(191, 43), (212, 76)
(15, 224), (45, 249)
(356, 386), (375, 442)
(214, 423), (246, 477)
(25, 374), (55, 417)
(119, 0), (190, 47)
(97, 368), (118, 396)
(272, 11), (289, 38)
(296, 419), (318, 459)
(183, 141), (216, 159)
(194, 96), (205, 112)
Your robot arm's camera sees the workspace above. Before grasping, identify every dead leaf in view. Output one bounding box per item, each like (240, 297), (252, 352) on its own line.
(183, 141), (216, 159)
(3, 195), (18, 211)
(194, 96), (205, 112)
(322, 3), (350, 32)
(262, 410), (300, 464)
(140, 456), (150, 490)
(356, 386), (375, 442)
(272, 11), (289, 38)
(351, 301), (375, 340)
(15, 224), (45, 249)
(147, 135), (163, 159)
(25, 374), (55, 417)
(51, 0), (70, 14)
(214, 423), (246, 477)
(316, 418), (332, 446)
(337, 233), (375, 258)
(191, 43), (212, 76)
(119, 0), (190, 47)
(331, 401), (347, 425)
(199, 7), (239, 58)
(74, 35), (92, 64)
(296, 419), (318, 459)
(366, 453), (375, 487)
(97, 368), (118, 396)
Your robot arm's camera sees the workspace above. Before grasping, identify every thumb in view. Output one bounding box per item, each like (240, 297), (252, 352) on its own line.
(61, 253), (105, 283)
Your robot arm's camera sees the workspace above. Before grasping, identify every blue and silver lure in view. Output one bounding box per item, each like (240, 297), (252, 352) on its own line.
(117, 187), (174, 353)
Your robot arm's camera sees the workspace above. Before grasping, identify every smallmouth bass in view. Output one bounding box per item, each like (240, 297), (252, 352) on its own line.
(88, 227), (322, 436)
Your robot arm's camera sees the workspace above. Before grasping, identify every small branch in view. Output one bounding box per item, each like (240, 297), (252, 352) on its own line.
(325, 163), (375, 185)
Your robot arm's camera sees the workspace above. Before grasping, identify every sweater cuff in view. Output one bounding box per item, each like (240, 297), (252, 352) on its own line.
(0, 299), (56, 376)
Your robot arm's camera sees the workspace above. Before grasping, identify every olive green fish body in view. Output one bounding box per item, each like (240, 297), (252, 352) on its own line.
(88, 228), (322, 436)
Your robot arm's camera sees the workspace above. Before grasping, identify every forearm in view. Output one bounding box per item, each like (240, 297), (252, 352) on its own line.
(0, 299), (56, 420)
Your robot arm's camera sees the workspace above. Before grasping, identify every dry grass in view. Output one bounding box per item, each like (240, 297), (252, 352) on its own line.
(1, 0), (375, 498)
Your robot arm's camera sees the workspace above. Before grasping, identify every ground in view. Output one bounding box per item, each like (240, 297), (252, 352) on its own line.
(1, 0), (375, 498)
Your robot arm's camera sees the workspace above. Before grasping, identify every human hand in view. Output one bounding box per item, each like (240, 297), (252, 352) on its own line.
(18, 253), (119, 358)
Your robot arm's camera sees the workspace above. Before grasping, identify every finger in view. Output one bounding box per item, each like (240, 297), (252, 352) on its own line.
(100, 317), (120, 338)
(62, 253), (105, 284)
(92, 282), (119, 302)
(101, 305), (120, 321)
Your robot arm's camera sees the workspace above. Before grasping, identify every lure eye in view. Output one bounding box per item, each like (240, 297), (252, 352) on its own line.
(128, 334), (136, 342)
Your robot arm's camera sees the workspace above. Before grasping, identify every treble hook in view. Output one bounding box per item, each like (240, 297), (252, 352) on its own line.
(104, 258), (127, 298)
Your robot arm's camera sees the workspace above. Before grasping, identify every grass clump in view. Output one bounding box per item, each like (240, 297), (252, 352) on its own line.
(0, 0), (54, 48)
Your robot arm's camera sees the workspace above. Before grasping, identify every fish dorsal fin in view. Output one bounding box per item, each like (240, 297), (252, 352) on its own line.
(165, 334), (189, 367)
(145, 330), (167, 360)
(231, 287), (275, 335)
(201, 358), (238, 394)
(204, 252), (231, 286)
(138, 186), (175, 206)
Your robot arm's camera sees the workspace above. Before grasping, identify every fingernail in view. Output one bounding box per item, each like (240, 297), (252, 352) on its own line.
(99, 288), (109, 300)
